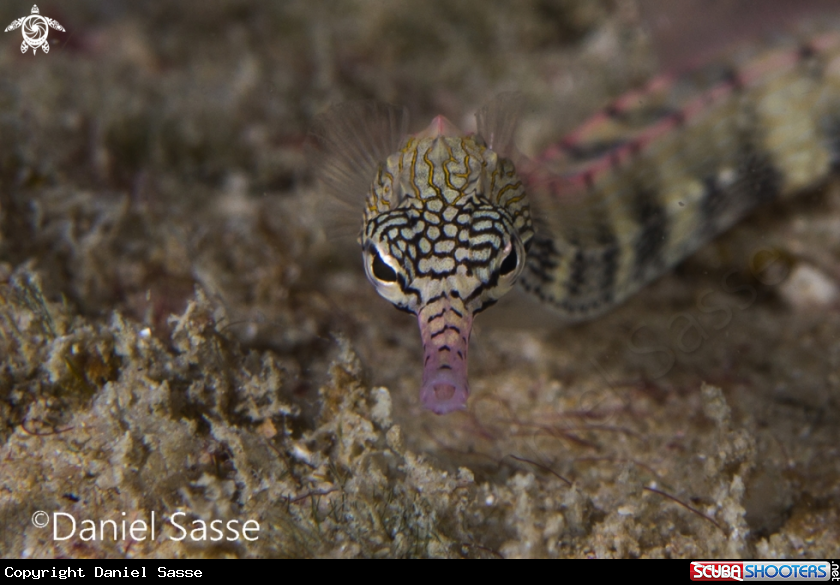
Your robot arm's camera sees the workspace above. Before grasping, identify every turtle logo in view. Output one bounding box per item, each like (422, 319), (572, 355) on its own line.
(5, 5), (64, 55)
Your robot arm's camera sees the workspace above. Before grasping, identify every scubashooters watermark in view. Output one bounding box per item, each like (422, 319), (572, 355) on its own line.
(690, 561), (838, 581)
(4, 5), (64, 54)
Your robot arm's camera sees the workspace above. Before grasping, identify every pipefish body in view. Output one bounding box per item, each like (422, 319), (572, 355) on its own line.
(311, 29), (840, 414)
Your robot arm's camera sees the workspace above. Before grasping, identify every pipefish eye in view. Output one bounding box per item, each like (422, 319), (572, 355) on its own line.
(499, 244), (518, 276)
(371, 248), (398, 282)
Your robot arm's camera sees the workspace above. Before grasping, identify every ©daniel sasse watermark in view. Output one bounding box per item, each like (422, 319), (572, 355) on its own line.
(30, 510), (261, 543)
(4, 4), (64, 54)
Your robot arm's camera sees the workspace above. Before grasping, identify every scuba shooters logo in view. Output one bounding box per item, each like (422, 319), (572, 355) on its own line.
(691, 561), (836, 581)
(4, 5), (64, 54)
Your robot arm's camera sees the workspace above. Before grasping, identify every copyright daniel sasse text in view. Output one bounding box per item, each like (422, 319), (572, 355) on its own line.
(31, 511), (260, 542)
(6, 567), (202, 579)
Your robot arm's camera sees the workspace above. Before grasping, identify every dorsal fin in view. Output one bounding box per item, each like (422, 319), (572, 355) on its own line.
(308, 101), (409, 207)
(476, 92), (525, 159)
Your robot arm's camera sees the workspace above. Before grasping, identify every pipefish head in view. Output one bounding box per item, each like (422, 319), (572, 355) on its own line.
(310, 98), (532, 414)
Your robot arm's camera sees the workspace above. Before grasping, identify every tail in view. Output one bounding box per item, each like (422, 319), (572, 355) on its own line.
(520, 32), (840, 321)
